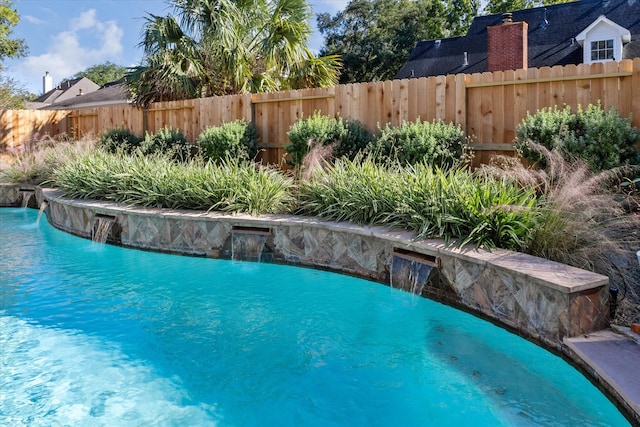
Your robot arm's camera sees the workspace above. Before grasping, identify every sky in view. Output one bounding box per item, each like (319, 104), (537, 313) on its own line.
(5, 0), (349, 95)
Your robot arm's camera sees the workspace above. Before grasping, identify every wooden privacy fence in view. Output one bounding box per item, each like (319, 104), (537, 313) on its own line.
(2, 58), (640, 166)
(0, 109), (69, 152)
(466, 59), (639, 164)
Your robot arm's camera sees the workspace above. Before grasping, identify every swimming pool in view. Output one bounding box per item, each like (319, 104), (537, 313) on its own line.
(0, 208), (630, 426)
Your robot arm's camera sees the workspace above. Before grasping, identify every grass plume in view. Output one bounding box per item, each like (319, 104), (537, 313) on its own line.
(480, 145), (640, 323)
(0, 134), (96, 184)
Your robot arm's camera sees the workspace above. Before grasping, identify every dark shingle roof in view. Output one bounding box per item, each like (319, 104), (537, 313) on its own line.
(40, 82), (129, 110)
(396, 0), (640, 79)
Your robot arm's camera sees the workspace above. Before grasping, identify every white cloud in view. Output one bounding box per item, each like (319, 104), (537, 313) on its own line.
(8, 9), (124, 93)
(23, 15), (45, 25)
(70, 9), (100, 32)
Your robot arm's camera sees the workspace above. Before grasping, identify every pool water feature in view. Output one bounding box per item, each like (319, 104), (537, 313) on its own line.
(91, 214), (117, 244)
(18, 189), (34, 208)
(35, 201), (48, 225)
(0, 208), (630, 426)
(230, 226), (271, 262)
(390, 249), (439, 294)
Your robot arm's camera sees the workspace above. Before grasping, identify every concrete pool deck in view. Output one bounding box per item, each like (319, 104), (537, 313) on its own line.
(565, 327), (640, 425)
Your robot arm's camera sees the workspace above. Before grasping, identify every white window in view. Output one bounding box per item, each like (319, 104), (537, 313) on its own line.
(590, 39), (614, 61)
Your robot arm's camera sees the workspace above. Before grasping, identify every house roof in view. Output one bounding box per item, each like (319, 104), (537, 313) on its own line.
(32, 77), (100, 106)
(40, 81), (130, 110)
(395, 0), (640, 79)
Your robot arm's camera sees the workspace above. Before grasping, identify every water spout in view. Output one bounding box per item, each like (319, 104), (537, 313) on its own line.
(92, 215), (116, 244)
(36, 201), (48, 225)
(19, 190), (35, 208)
(231, 226), (271, 262)
(390, 248), (439, 294)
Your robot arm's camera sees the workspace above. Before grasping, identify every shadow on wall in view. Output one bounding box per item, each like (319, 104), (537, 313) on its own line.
(0, 110), (70, 165)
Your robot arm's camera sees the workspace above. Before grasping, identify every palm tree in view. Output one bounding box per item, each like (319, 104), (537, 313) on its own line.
(126, 14), (205, 106)
(127, 0), (340, 106)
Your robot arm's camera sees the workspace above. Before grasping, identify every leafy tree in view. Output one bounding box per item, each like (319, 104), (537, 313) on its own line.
(0, 0), (26, 68)
(484, 0), (571, 14)
(71, 62), (127, 86)
(0, 74), (34, 109)
(0, 1), (29, 108)
(317, 0), (477, 84)
(127, 0), (341, 107)
(444, 0), (480, 36)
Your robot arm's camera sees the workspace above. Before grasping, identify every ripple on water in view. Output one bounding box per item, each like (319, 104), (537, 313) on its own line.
(0, 314), (220, 427)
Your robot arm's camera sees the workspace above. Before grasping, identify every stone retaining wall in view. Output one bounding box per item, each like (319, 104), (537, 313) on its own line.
(0, 183), (611, 350)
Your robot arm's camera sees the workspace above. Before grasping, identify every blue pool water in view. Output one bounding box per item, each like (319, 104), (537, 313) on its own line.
(0, 208), (630, 426)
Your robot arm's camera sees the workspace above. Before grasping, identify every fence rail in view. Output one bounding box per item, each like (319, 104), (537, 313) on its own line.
(2, 58), (639, 167)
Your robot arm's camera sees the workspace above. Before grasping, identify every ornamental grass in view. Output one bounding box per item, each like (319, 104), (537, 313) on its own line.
(53, 150), (294, 215)
(0, 135), (96, 185)
(296, 156), (540, 251)
(479, 145), (640, 324)
(5, 134), (640, 323)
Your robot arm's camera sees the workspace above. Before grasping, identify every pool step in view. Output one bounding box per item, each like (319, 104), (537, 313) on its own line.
(564, 330), (640, 425)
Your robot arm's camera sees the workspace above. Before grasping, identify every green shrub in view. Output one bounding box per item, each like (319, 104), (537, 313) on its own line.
(285, 112), (371, 167)
(367, 119), (468, 168)
(297, 157), (539, 250)
(198, 120), (259, 163)
(516, 104), (640, 171)
(296, 156), (401, 225)
(141, 126), (192, 161)
(97, 127), (142, 154)
(53, 151), (294, 215)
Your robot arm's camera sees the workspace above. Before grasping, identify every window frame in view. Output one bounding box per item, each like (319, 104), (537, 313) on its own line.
(590, 39), (614, 61)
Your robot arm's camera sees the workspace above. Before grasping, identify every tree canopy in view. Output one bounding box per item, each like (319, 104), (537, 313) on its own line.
(0, 74), (34, 109)
(0, 0), (29, 108)
(317, 0), (479, 84)
(71, 62), (127, 87)
(126, 0), (341, 107)
(0, 0), (26, 68)
(318, 0), (575, 84)
(485, 0), (572, 14)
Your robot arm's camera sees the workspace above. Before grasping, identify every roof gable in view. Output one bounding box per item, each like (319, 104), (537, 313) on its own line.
(32, 77), (100, 105)
(575, 14), (632, 45)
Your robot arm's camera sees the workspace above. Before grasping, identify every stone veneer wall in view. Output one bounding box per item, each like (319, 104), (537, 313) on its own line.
(0, 184), (610, 351)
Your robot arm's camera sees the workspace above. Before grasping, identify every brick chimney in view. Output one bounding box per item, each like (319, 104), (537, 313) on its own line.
(487, 13), (528, 72)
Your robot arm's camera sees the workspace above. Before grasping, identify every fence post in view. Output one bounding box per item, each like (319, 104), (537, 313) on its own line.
(143, 108), (149, 135)
(67, 111), (74, 139)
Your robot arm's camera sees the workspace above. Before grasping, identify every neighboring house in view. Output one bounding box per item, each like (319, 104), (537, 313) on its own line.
(27, 73), (101, 110)
(395, 0), (640, 79)
(39, 80), (130, 110)
(26, 72), (130, 110)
